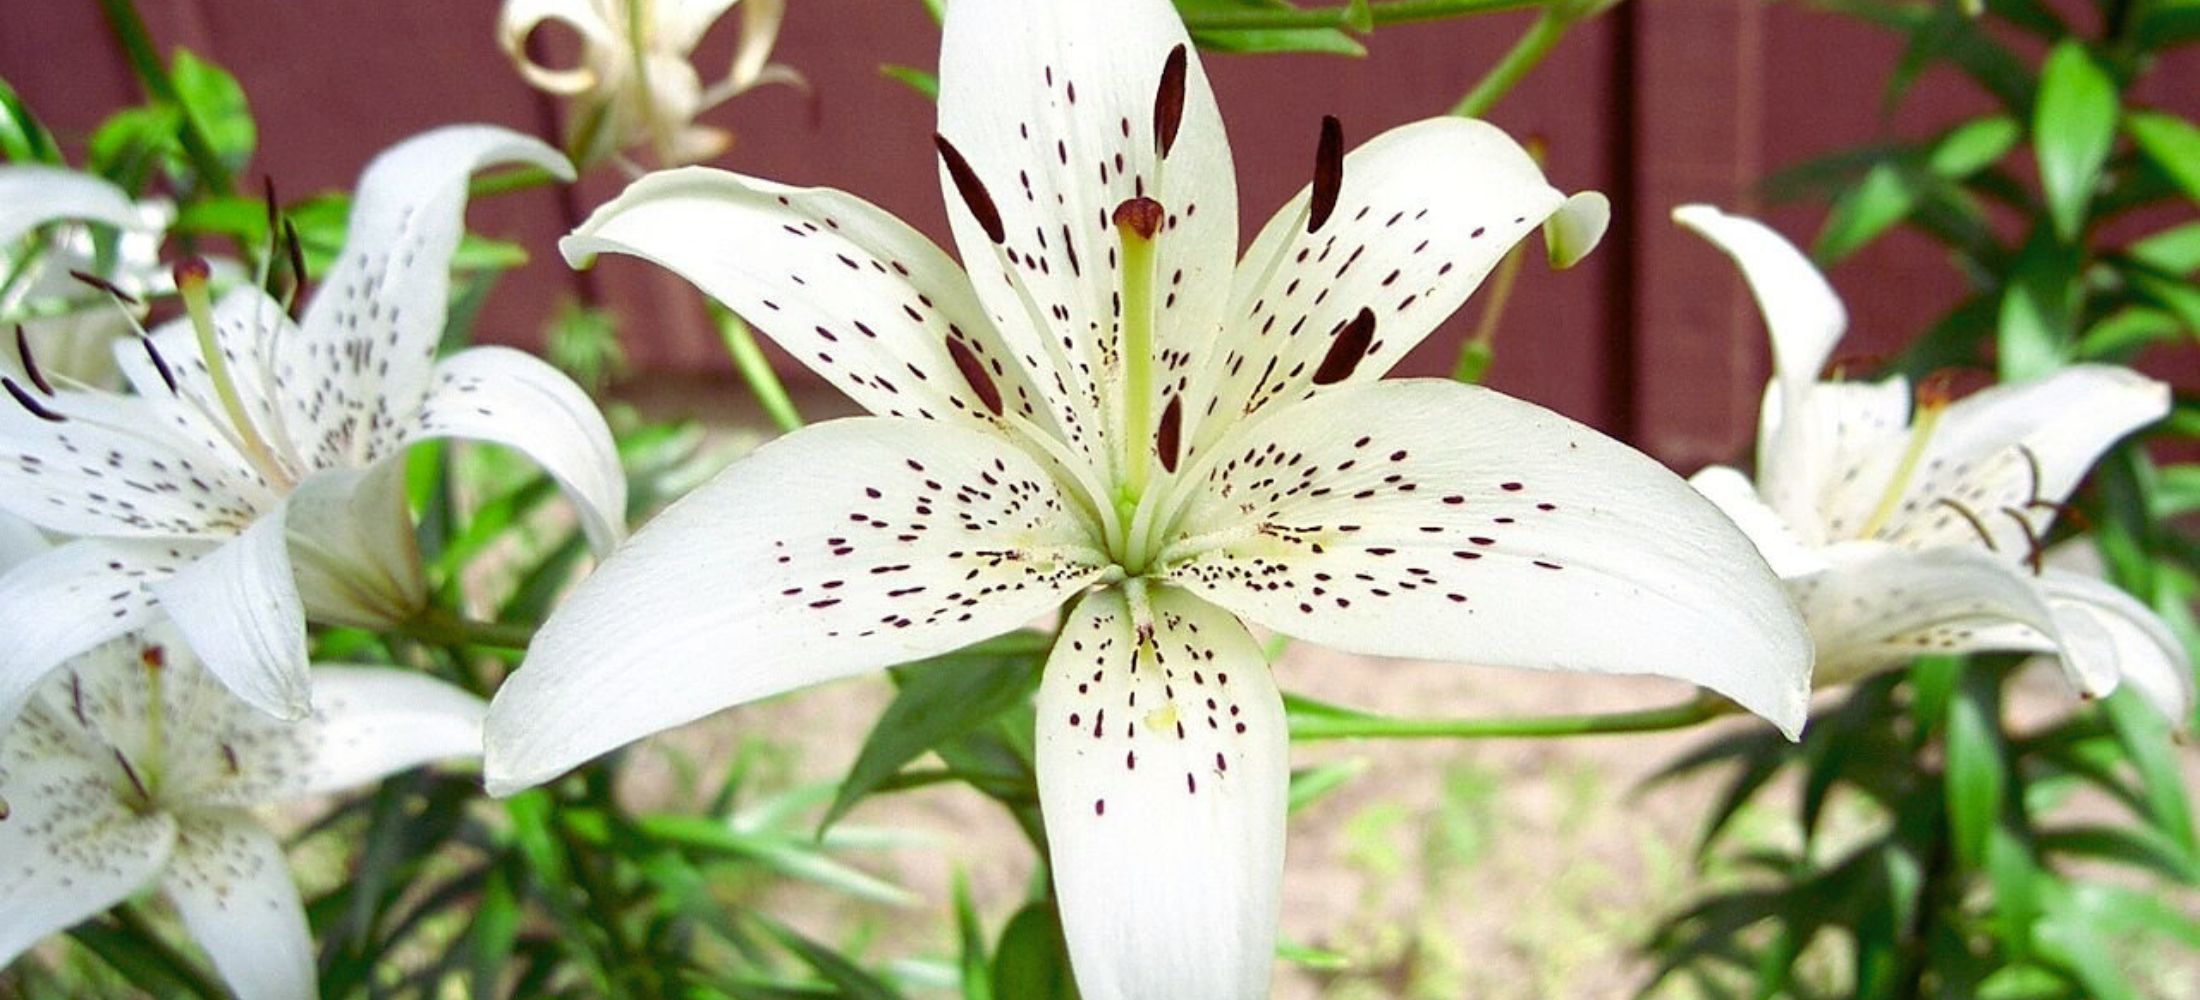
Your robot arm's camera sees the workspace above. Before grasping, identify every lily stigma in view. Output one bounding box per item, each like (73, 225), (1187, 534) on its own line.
(0, 125), (626, 736)
(488, 3), (1814, 997)
(1678, 205), (2190, 722)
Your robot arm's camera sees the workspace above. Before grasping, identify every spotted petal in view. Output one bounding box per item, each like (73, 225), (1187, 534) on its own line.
(153, 501), (310, 720)
(0, 750), (178, 966)
(1862, 365), (2170, 555)
(1792, 542), (2059, 687)
(288, 125), (573, 464)
(486, 417), (1108, 795)
(0, 510), (47, 571)
(1037, 584), (1286, 1000)
(2038, 569), (2193, 723)
(162, 810), (314, 1000)
(0, 537), (195, 742)
(197, 666), (486, 807)
(1186, 119), (1570, 457)
(0, 387), (263, 539)
(937, 0), (1238, 466)
(563, 169), (1059, 438)
(1688, 464), (1828, 578)
(1157, 379), (1812, 735)
(406, 345), (627, 553)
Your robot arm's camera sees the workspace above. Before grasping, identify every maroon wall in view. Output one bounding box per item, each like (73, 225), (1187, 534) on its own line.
(4, 0), (2193, 467)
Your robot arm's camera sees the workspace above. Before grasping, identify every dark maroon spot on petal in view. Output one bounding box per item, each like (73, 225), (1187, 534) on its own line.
(1311, 307), (1376, 385)
(1154, 44), (1188, 158)
(946, 337), (1005, 417)
(1501, 481), (1524, 492)
(1309, 115), (1344, 233)
(934, 134), (1005, 244)
(1156, 394), (1183, 472)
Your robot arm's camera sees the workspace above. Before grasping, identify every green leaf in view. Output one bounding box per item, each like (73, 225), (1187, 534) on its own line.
(1287, 757), (1367, 814)
(2101, 688), (2196, 855)
(169, 50), (255, 176)
(990, 902), (1078, 1000)
(87, 104), (182, 193)
(1928, 114), (2021, 177)
(0, 78), (59, 164)
(2079, 306), (2182, 358)
(465, 866), (523, 997)
(2130, 221), (2200, 274)
(2033, 42), (2118, 242)
(1944, 676), (2006, 870)
(1816, 162), (1921, 263)
(2126, 110), (2200, 206)
(880, 65), (939, 101)
(823, 646), (1044, 832)
(758, 915), (908, 1000)
(953, 873), (993, 1000)
(1997, 228), (2079, 380)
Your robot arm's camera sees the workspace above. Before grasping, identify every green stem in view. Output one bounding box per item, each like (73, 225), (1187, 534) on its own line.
(1183, 0), (1543, 31)
(1449, 8), (1572, 119)
(468, 165), (564, 199)
(93, 0), (234, 194)
(1451, 235), (1527, 383)
(103, 904), (227, 1000)
(714, 308), (806, 433)
(401, 606), (538, 650)
(554, 805), (658, 999)
(1290, 693), (1730, 741)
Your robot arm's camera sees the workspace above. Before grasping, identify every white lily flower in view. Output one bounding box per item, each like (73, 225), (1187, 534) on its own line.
(499, 0), (802, 168)
(1676, 204), (2190, 721)
(487, 3), (1811, 995)
(0, 622), (487, 1000)
(0, 165), (174, 387)
(0, 125), (627, 735)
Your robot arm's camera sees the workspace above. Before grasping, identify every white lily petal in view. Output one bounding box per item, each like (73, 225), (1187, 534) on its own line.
(497, 0), (618, 95)
(0, 165), (144, 247)
(287, 460), (426, 629)
(1160, 379), (1812, 736)
(937, 0), (1237, 465)
(1543, 191), (1610, 270)
(1688, 465), (1829, 578)
(290, 126), (573, 461)
(153, 502), (310, 720)
(724, 0), (791, 93)
(408, 345), (627, 553)
(1190, 119), (1568, 455)
(124, 284), (308, 488)
(0, 538), (194, 741)
(562, 168), (1058, 437)
(0, 750), (177, 965)
(1671, 205), (1846, 392)
(2038, 569), (2193, 723)
(1762, 374), (1911, 542)
(162, 810), (315, 1000)
(1037, 585), (1286, 1000)
(1867, 365), (2170, 555)
(1793, 542), (2058, 687)
(659, 0), (746, 54)
(270, 667), (487, 800)
(0, 387), (262, 538)
(486, 417), (1107, 795)
(0, 510), (47, 571)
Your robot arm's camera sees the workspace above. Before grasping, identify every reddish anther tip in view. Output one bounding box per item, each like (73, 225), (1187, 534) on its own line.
(173, 258), (213, 287)
(1113, 197), (1164, 240)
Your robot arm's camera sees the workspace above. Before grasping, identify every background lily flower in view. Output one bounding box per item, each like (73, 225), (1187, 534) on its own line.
(0, 124), (626, 736)
(498, 0), (802, 168)
(487, 2), (1812, 996)
(1676, 204), (2190, 721)
(0, 623), (488, 1000)
(0, 164), (174, 387)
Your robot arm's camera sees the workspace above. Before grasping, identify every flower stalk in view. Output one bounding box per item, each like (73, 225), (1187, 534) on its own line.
(1181, 0), (1542, 31)
(1289, 692), (1733, 741)
(92, 0), (234, 194)
(1450, 6), (1574, 119)
(714, 307), (805, 433)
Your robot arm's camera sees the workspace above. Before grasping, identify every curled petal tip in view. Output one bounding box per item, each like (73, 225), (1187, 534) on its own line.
(1544, 191), (1609, 270)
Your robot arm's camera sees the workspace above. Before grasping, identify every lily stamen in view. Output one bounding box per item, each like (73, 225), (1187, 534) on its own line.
(2, 377), (64, 422)
(2001, 506), (2047, 575)
(14, 325), (54, 395)
(1112, 196), (1164, 518)
(1857, 375), (1952, 539)
(1933, 497), (1999, 551)
(174, 259), (293, 488)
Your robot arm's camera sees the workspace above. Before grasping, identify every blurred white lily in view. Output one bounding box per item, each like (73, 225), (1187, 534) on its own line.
(0, 124), (626, 735)
(1678, 205), (2189, 721)
(0, 623), (487, 1000)
(0, 165), (173, 386)
(486, 2), (1811, 995)
(498, 0), (801, 168)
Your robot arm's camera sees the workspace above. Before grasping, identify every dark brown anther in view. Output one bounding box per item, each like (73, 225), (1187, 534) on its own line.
(3, 377), (65, 422)
(1154, 44), (1188, 158)
(139, 336), (180, 395)
(14, 326), (52, 396)
(1309, 115), (1344, 233)
(935, 134), (1006, 245)
(1311, 307), (1376, 385)
(946, 336), (1005, 417)
(141, 644), (166, 670)
(1113, 197), (1164, 240)
(1156, 394), (1183, 472)
(67, 269), (140, 305)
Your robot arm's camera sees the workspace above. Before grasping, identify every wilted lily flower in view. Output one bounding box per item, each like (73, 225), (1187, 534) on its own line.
(0, 125), (626, 734)
(1677, 205), (2190, 721)
(0, 165), (173, 386)
(0, 624), (487, 1000)
(498, 0), (801, 168)
(488, 2), (1811, 995)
